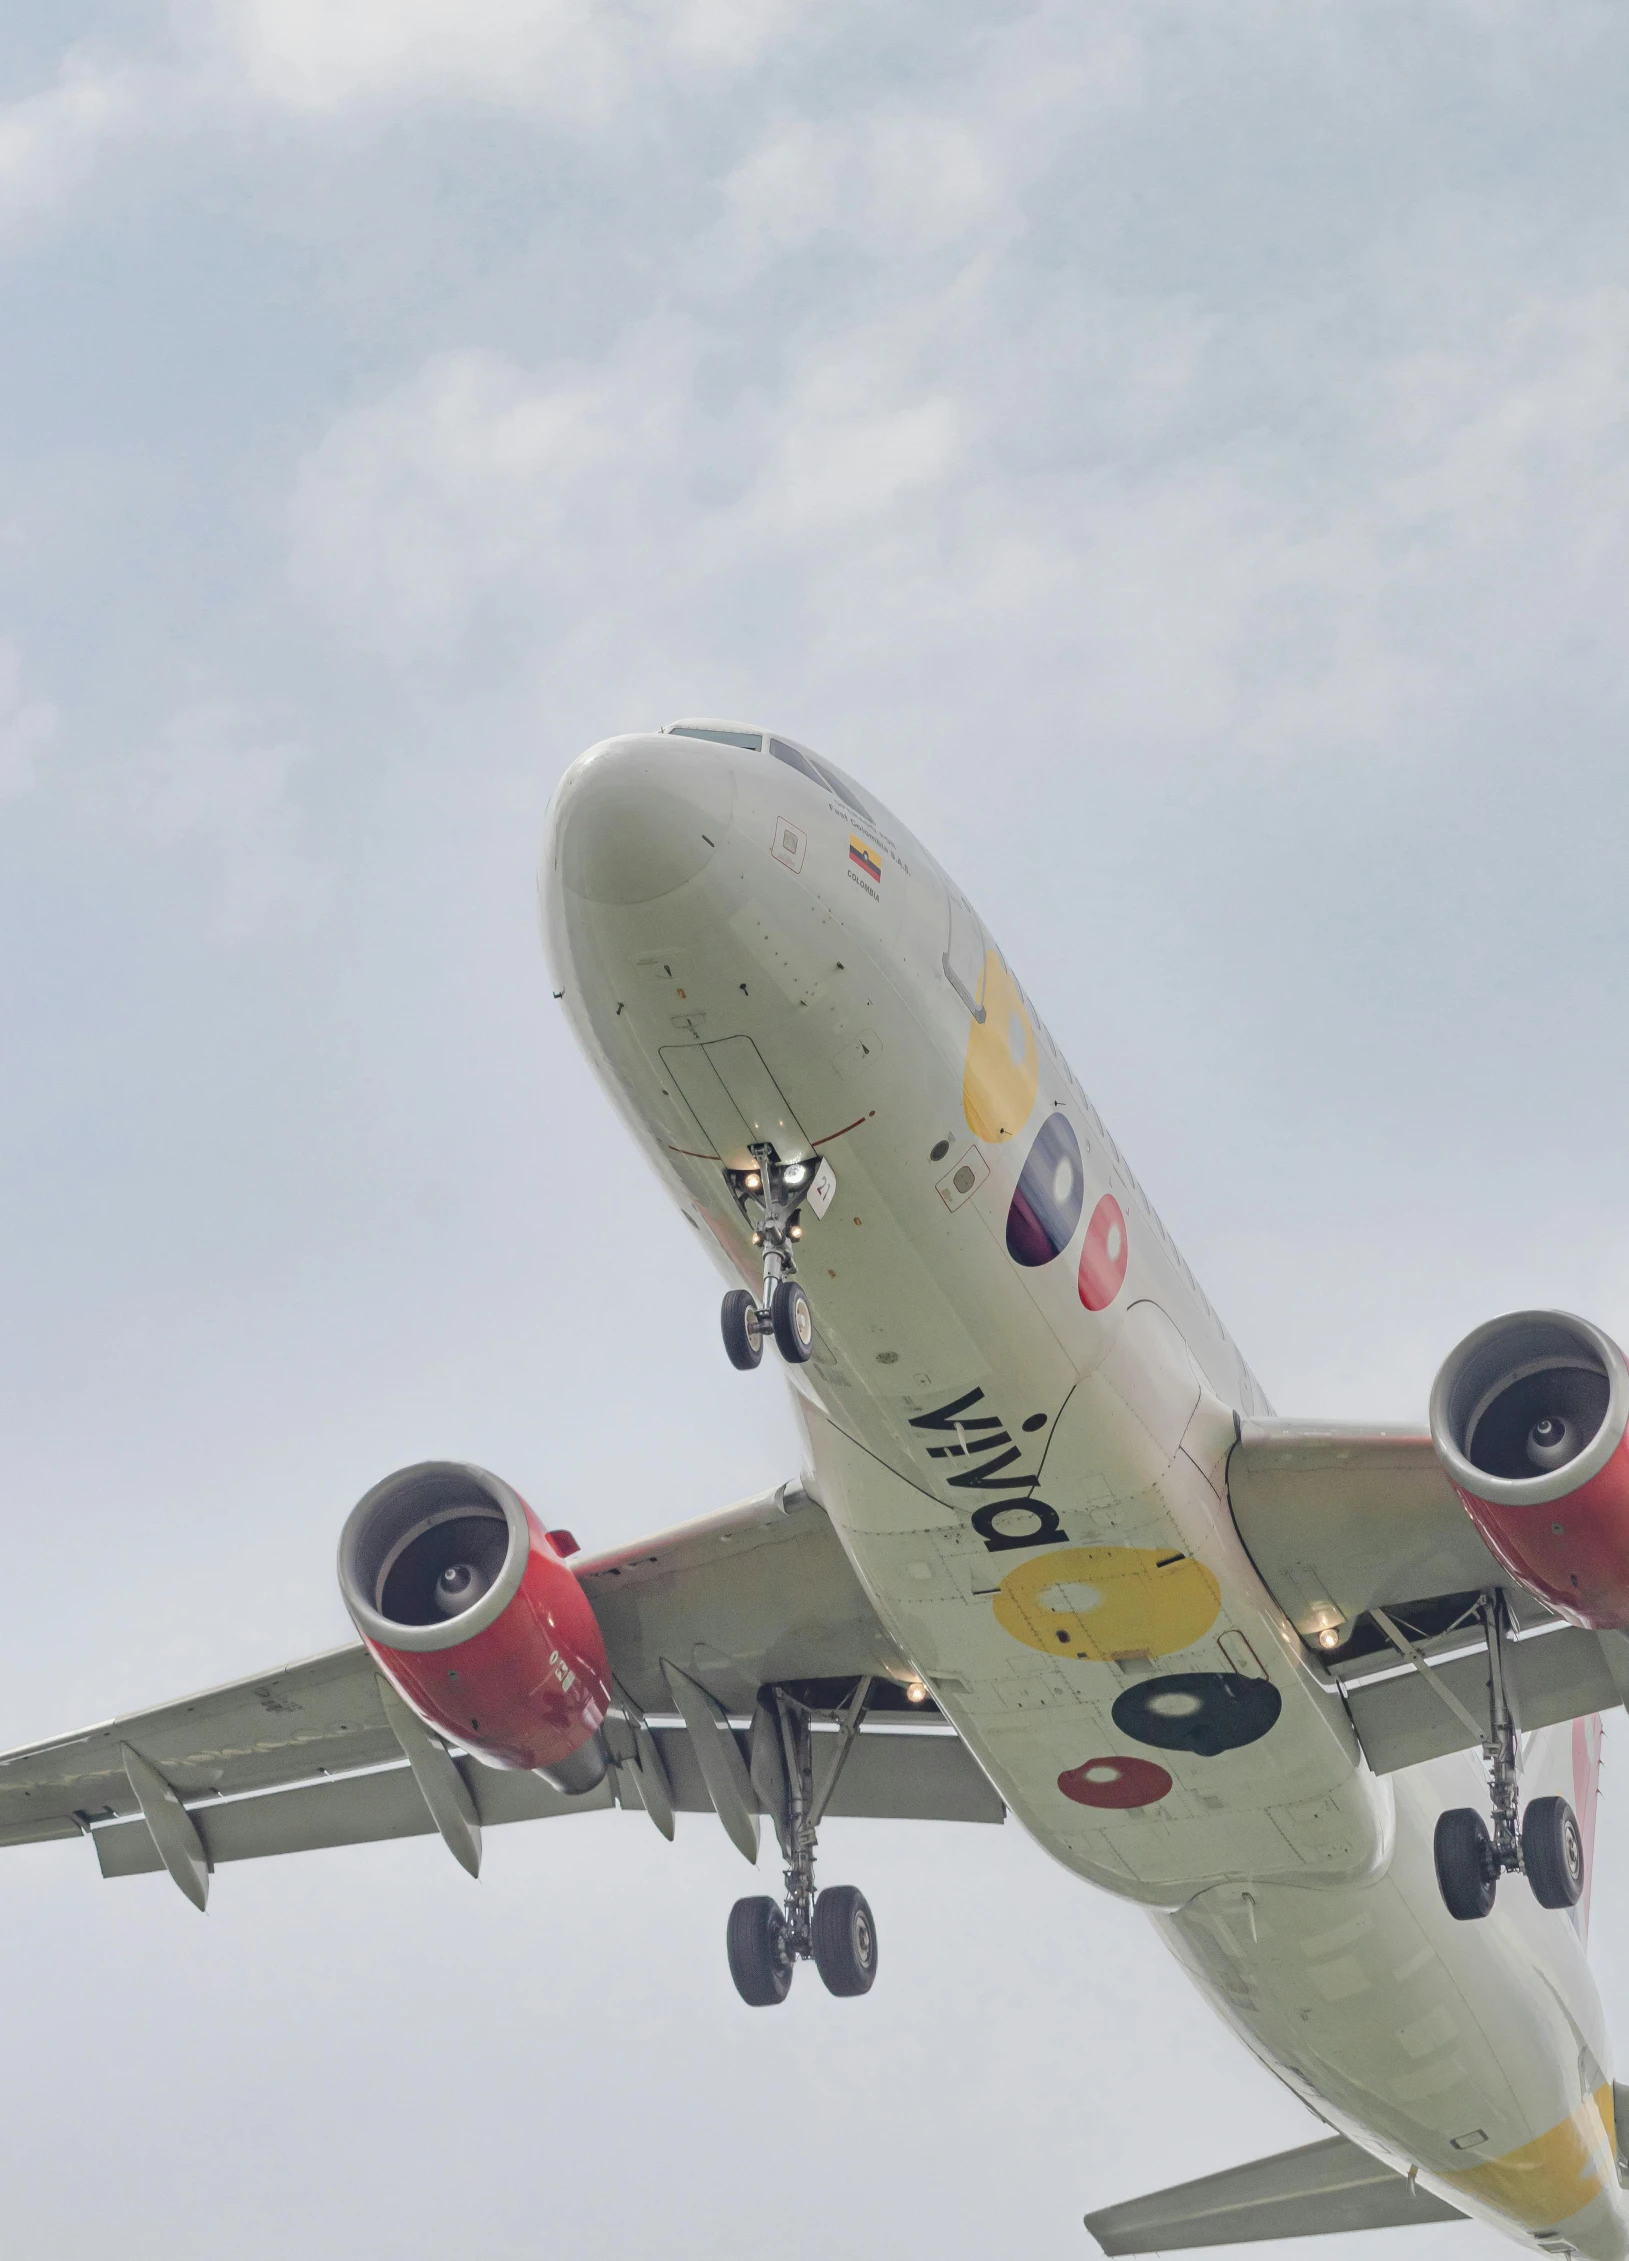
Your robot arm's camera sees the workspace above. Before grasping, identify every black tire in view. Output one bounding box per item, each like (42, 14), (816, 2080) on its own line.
(771, 1279), (815, 1364)
(721, 1290), (764, 1372)
(811, 1884), (878, 1997)
(1434, 1807), (1497, 1921)
(726, 1896), (792, 2006)
(1523, 1795), (1585, 1910)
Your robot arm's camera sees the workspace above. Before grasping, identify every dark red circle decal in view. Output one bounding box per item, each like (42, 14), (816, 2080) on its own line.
(1078, 1194), (1129, 1311)
(1057, 1755), (1172, 1809)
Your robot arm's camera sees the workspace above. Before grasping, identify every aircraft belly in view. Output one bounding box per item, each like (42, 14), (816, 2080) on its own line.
(806, 1406), (1391, 1903)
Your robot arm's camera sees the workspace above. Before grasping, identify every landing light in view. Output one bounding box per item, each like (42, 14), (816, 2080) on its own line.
(906, 1681), (928, 1705)
(744, 1171), (762, 1191)
(789, 1225), (803, 1240)
(784, 1163), (809, 1187)
(1317, 1628), (1340, 1650)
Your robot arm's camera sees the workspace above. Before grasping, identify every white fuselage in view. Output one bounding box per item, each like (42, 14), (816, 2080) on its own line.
(543, 726), (1625, 2258)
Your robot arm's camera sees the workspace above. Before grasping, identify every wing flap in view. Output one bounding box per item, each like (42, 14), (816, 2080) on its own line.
(94, 1758), (615, 1877)
(646, 1720), (1002, 1826)
(89, 1722), (1001, 1877)
(1085, 2134), (1465, 2253)
(1340, 1624), (1627, 1774)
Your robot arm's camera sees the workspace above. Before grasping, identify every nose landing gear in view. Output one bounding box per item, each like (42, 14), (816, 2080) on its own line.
(727, 1678), (879, 2006)
(1430, 1594), (1585, 1921)
(719, 1145), (818, 1370)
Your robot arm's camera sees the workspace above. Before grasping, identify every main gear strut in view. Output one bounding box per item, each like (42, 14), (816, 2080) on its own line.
(1418, 1592), (1585, 1921)
(726, 1677), (879, 2005)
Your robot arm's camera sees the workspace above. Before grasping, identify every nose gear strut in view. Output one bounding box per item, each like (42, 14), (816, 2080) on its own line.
(719, 1143), (817, 1369)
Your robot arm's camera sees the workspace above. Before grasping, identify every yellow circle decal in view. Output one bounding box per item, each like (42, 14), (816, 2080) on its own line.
(963, 951), (1039, 1144)
(993, 1545), (1221, 1662)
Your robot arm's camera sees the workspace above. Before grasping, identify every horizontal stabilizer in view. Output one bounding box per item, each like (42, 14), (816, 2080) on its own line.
(1084, 2134), (1465, 2253)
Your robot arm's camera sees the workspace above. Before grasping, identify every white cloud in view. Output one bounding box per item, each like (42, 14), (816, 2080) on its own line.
(122, 707), (324, 939)
(742, 333), (965, 533)
(0, 0), (810, 236)
(290, 343), (678, 636)
(197, 0), (803, 119)
(286, 259), (1629, 784)
(287, 304), (978, 655)
(0, 642), (59, 801)
(723, 114), (1004, 265)
(0, 52), (147, 237)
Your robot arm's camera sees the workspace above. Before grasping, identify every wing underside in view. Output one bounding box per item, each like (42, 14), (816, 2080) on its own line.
(1227, 1422), (1629, 1772)
(0, 1481), (1002, 1899)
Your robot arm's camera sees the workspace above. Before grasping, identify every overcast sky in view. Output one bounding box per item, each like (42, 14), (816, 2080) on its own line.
(2, 4), (1627, 2256)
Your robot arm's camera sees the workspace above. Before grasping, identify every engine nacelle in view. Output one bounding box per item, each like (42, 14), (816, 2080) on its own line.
(338, 1462), (611, 1790)
(1429, 1310), (1629, 1628)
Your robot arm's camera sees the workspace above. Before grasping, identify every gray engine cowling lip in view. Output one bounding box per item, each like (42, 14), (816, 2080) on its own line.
(1429, 1309), (1629, 1510)
(337, 1459), (532, 1654)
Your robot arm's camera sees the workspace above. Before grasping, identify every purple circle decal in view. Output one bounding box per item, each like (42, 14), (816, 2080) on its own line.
(1006, 1112), (1084, 1268)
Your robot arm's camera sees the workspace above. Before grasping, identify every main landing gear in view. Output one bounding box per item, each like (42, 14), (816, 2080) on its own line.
(719, 1144), (817, 1372)
(1432, 1594), (1585, 1922)
(727, 1678), (879, 2007)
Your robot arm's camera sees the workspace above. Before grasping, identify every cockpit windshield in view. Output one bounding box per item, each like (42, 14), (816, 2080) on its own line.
(661, 720), (878, 829)
(666, 724), (764, 752)
(768, 737), (877, 828)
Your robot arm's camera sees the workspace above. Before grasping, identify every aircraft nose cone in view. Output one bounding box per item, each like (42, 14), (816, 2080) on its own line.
(554, 734), (735, 906)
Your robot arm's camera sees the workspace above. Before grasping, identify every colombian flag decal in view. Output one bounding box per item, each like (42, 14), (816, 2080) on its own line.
(849, 834), (883, 884)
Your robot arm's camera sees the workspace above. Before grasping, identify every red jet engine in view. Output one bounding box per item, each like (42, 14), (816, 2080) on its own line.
(1430, 1310), (1629, 1629)
(338, 1462), (611, 1791)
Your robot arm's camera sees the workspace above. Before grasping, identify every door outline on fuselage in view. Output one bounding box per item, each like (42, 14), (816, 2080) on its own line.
(659, 1035), (812, 1171)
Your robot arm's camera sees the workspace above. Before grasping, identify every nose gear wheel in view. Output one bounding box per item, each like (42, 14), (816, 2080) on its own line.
(771, 1279), (814, 1364)
(720, 1289), (764, 1370)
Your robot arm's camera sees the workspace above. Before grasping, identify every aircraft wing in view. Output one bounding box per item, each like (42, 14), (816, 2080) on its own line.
(1228, 1422), (1629, 1773)
(0, 1482), (1001, 1906)
(1084, 2131), (1465, 2251)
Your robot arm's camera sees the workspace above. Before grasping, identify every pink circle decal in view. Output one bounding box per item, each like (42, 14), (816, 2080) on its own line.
(1058, 1754), (1171, 1809)
(1078, 1194), (1129, 1311)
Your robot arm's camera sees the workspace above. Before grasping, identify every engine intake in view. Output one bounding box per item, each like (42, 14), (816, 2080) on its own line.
(1429, 1310), (1629, 1628)
(338, 1462), (610, 1790)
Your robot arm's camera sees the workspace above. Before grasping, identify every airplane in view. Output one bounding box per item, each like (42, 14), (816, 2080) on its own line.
(5, 716), (1629, 2256)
